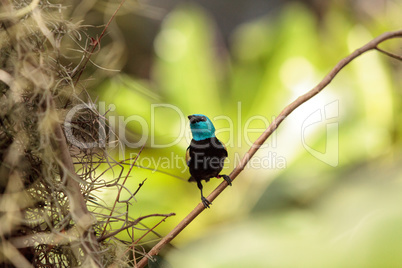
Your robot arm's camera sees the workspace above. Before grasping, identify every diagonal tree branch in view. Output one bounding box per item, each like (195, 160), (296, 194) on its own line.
(52, 115), (101, 266)
(136, 29), (402, 268)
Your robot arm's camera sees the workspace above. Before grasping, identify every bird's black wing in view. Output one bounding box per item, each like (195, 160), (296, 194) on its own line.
(213, 138), (228, 158)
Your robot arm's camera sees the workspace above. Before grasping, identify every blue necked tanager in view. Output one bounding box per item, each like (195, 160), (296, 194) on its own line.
(186, 114), (232, 208)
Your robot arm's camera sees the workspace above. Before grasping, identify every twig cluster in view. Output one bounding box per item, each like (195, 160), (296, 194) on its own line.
(0, 0), (175, 266)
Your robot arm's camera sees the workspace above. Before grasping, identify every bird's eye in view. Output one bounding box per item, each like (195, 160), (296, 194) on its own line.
(201, 117), (207, 121)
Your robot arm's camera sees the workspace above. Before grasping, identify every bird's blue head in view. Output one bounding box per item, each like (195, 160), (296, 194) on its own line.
(188, 114), (216, 141)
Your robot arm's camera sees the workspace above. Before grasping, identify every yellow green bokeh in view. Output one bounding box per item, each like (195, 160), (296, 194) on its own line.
(96, 1), (402, 266)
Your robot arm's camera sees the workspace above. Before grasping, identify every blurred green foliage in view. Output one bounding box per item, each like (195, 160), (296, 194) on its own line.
(96, 1), (402, 266)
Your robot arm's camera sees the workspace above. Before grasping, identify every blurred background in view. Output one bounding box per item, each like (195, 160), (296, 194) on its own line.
(72, 0), (402, 266)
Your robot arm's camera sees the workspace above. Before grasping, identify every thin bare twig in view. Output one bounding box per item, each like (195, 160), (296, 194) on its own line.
(97, 213), (175, 242)
(375, 46), (402, 61)
(133, 178), (147, 197)
(132, 216), (170, 246)
(73, 0), (126, 85)
(136, 29), (402, 268)
(73, 160), (187, 181)
(100, 144), (145, 237)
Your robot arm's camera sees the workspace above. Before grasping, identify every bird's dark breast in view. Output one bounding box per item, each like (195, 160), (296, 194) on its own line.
(188, 137), (227, 181)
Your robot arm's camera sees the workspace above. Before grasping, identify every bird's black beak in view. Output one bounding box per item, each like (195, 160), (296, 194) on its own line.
(188, 115), (196, 124)
(188, 115), (207, 124)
